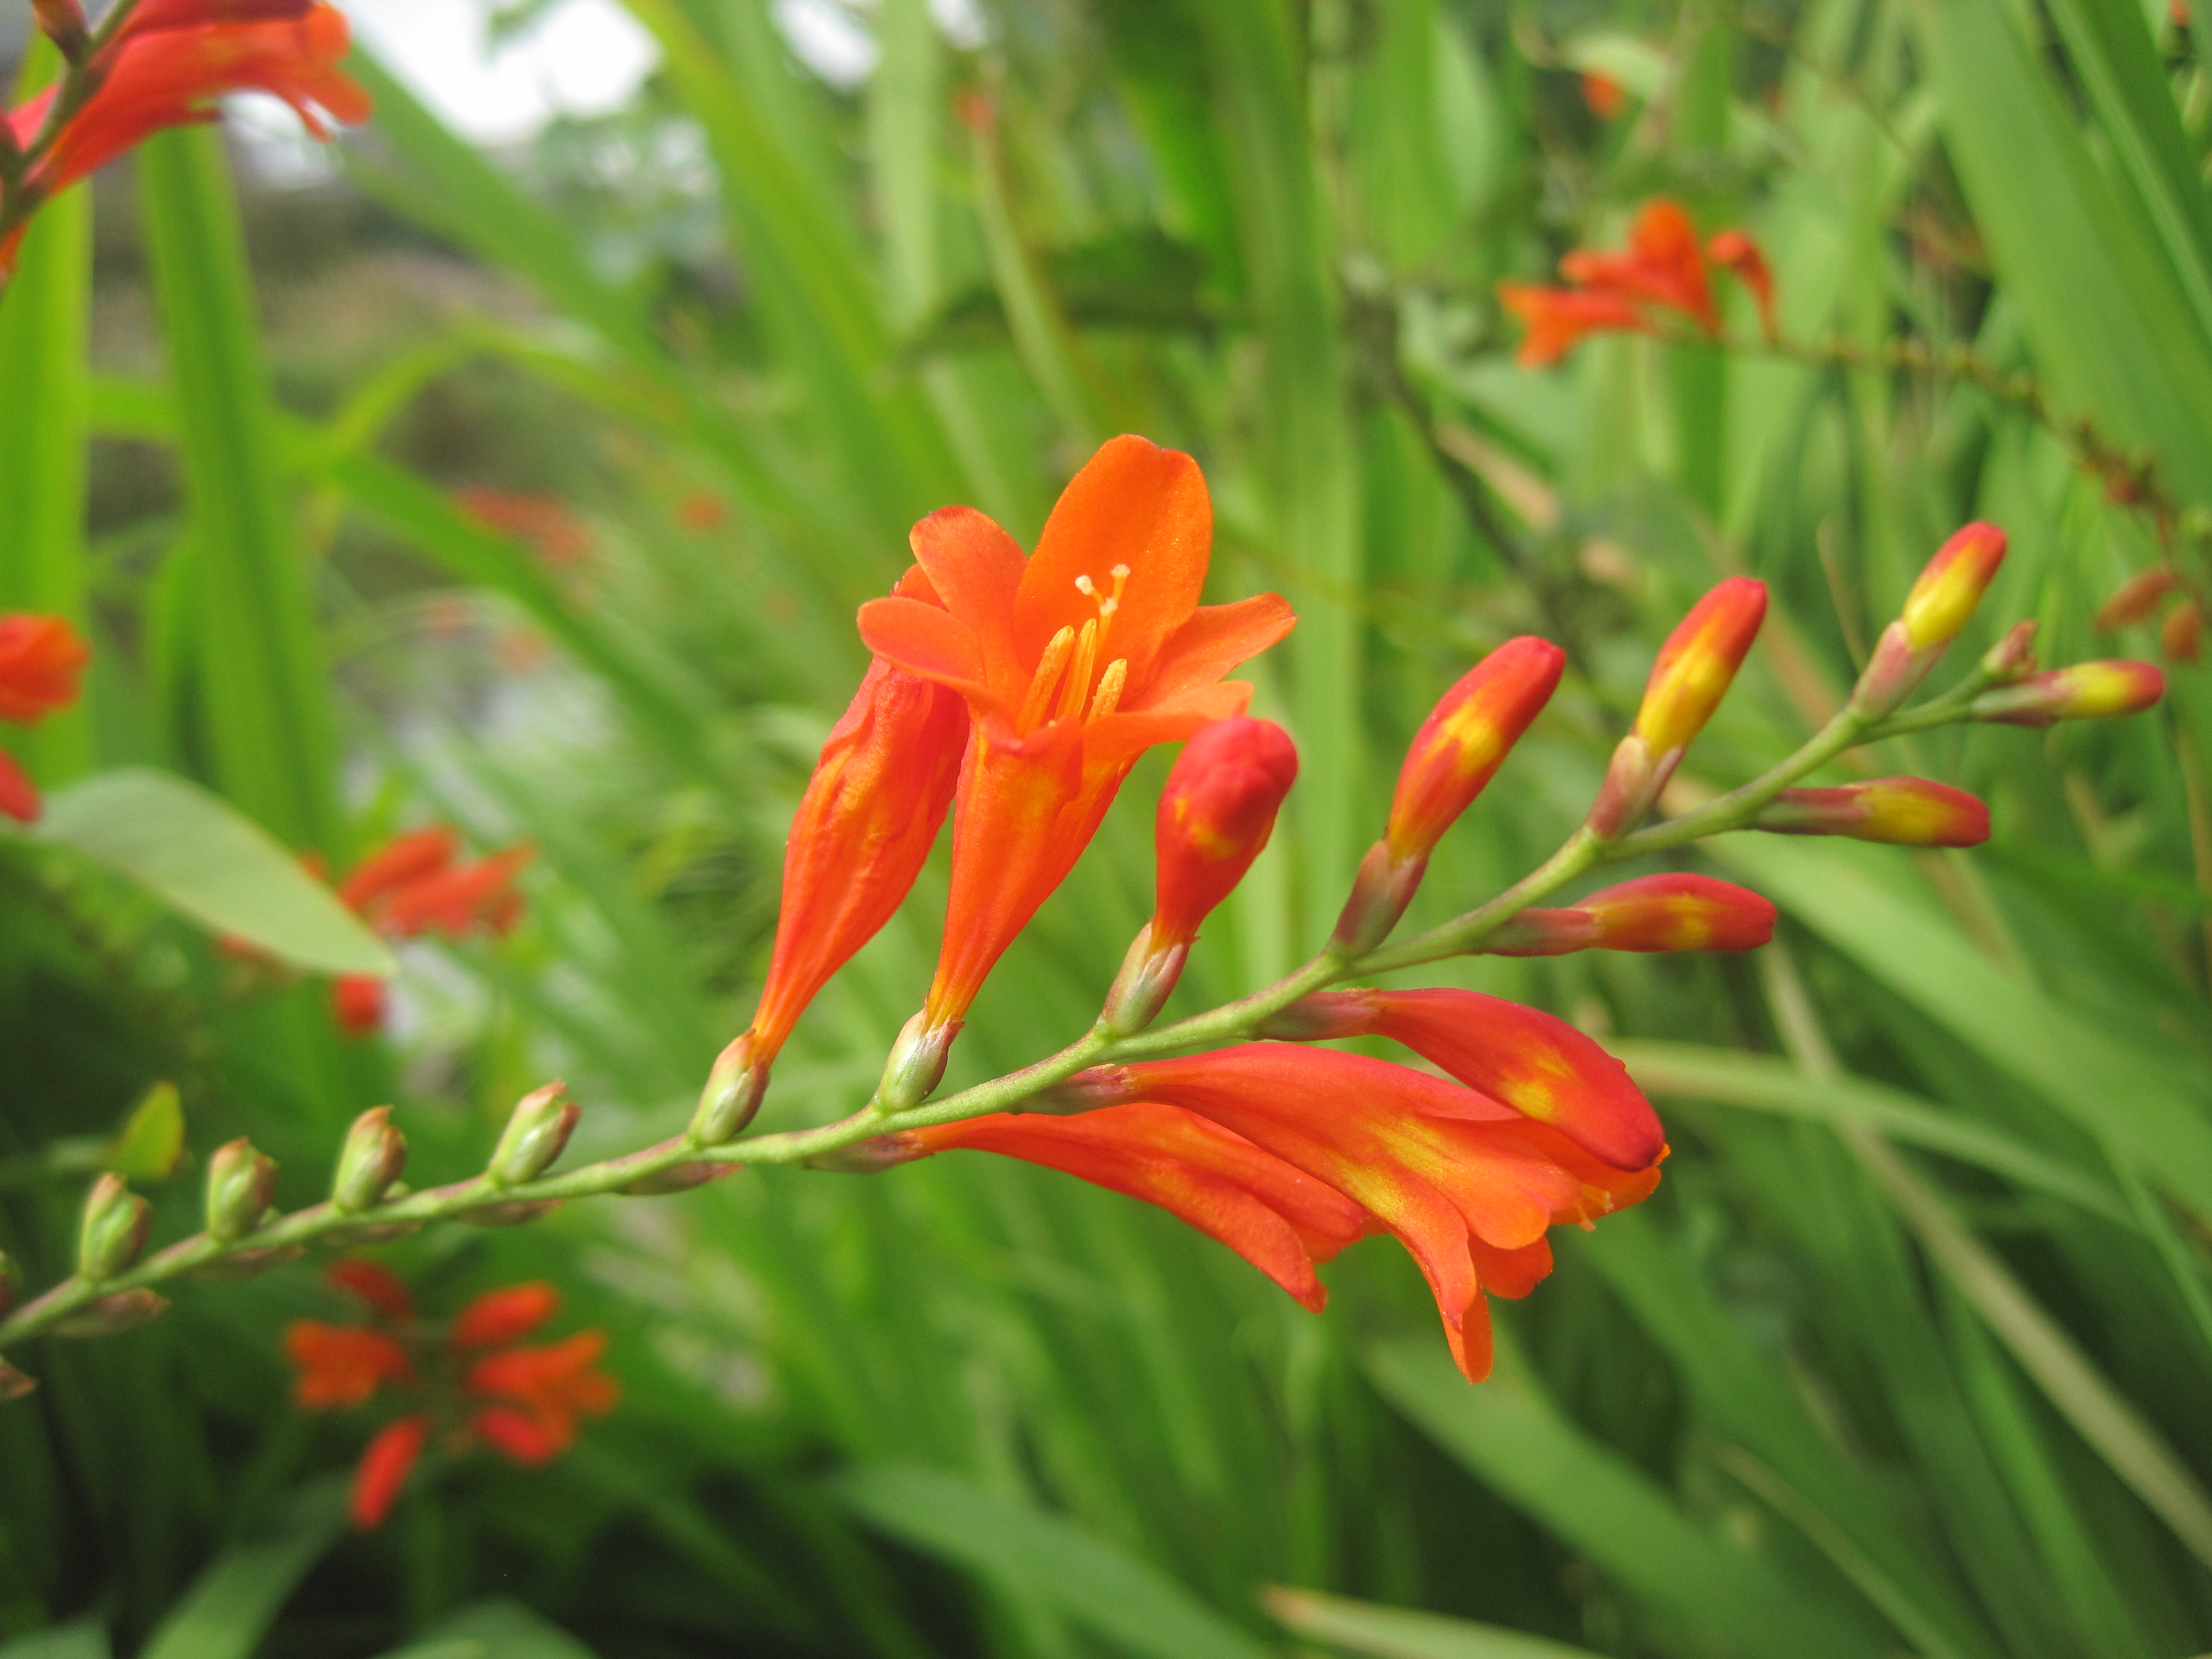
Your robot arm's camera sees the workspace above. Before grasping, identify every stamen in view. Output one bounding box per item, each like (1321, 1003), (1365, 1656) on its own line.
(1088, 657), (1128, 719)
(1018, 626), (1076, 732)
(1056, 620), (1099, 722)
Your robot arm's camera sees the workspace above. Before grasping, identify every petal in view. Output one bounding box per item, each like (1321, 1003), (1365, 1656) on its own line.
(908, 505), (1028, 692)
(1083, 682), (1252, 771)
(1015, 436), (1212, 689)
(857, 596), (993, 704)
(350, 1415), (430, 1529)
(1138, 594), (1296, 708)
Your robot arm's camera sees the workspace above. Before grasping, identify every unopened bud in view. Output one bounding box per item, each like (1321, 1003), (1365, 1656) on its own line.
(205, 1139), (279, 1244)
(1099, 925), (1190, 1037)
(2096, 566), (2179, 631)
(2160, 600), (2202, 665)
(1331, 842), (1428, 955)
(1755, 778), (1989, 847)
(1971, 662), (2166, 728)
(876, 1013), (957, 1114)
(1574, 873), (1775, 952)
(804, 1133), (926, 1173)
(1899, 522), (2006, 651)
(79, 1174), (151, 1281)
(1386, 638), (1563, 862)
(691, 1034), (767, 1145)
(1153, 717), (1298, 947)
(1585, 732), (1668, 840)
(0, 1361), (35, 1403)
(1633, 577), (1767, 756)
(332, 1107), (407, 1213)
(1979, 620), (2039, 684)
(488, 1082), (578, 1185)
(32, 0), (90, 59)
(50, 1289), (168, 1339)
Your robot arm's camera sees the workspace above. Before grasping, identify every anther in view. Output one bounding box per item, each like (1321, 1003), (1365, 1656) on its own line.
(1056, 620), (1100, 722)
(1088, 658), (1128, 719)
(1019, 626), (1076, 732)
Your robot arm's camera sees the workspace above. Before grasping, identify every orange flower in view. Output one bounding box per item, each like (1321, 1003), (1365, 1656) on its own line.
(463, 1330), (620, 1456)
(1496, 283), (1646, 366)
(1059, 1044), (1660, 1381)
(3, 6), (368, 269)
(350, 1414), (430, 1529)
(749, 567), (970, 1061)
(1706, 230), (1776, 338)
(1486, 873), (1777, 956)
(338, 828), (460, 916)
(451, 1282), (559, 1350)
(910, 1104), (1371, 1313)
(0, 613), (90, 723)
(284, 1322), (414, 1409)
(1265, 988), (1666, 1172)
(857, 435), (1295, 1045)
(1560, 200), (1717, 333)
(1756, 778), (1990, 848)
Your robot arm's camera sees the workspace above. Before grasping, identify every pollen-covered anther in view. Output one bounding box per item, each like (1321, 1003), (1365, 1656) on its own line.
(1056, 620), (1101, 722)
(1018, 625), (1078, 732)
(1088, 658), (1128, 719)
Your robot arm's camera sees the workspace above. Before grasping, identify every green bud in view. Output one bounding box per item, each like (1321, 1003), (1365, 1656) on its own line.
(488, 1082), (578, 1185)
(332, 1107), (407, 1213)
(51, 1289), (168, 1338)
(78, 1173), (152, 1281)
(205, 1139), (279, 1244)
(690, 1034), (767, 1145)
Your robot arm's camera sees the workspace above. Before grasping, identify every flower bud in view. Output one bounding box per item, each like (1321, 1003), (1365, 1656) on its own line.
(488, 1082), (578, 1185)
(876, 1013), (957, 1114)
(805, 1133), (927, 1173)
(1755, 778), (1990, 848)
(1980, 620), (2039, 683)
(332, 1106), (407, 1213)
(1574, 873), (1775, 952)
(0, 1361), (35, 1403)
(1900, 522), (2006, 651)
(1633, 578), (1768, 756)
(1153, 717), (1298, 948)
(1330, 841), (1430, 956)
(691, 1034), (768, 1145)
(2096, 566), (2179, 631)
(205, 1138), (279, 1244)
(78, 1174), (151, 1281)
(1099, 925), (1190, 1037)
(1386, 638), (1564, 863)
(1971, 662), (2166, 728)
(51, 1289), (168, 1339)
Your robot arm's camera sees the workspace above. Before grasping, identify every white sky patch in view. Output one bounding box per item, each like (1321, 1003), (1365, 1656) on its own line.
(337, 0), (661, 146)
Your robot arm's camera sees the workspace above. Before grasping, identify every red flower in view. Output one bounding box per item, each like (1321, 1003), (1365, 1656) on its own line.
(3, 6), (368, 270)
(748, 566), (970, 1061)
(1054, 1044), (1660, 1381)
(463, 1330), (619, 1456)
(857, 435), (1295, 1039)
(330, 974), (387, 1037)
(451, 1282), (559, 1350)
(350, 1414), (430, 1529)
(1386, 638), (1564, 864)
(285, 1322), (414, 1409)
(1559, 200), (1717, 333)
(1496, 283), (1646, 367)
(917, 1104), (1371, 1312)
(1634, 576), (1768, 756)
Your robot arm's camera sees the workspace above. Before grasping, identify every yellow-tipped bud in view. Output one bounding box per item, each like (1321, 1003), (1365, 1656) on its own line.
(1972, 662), (2166, 728)
(1900, 522), (2006, 651)
(1633, 578), (1768, 755)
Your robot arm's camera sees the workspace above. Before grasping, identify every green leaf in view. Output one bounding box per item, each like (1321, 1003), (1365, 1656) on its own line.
(384, 1603), (601, 1659)
(0, 1620), (110, 1659)
(139, 1481), (348, 1659)
(102, 1081), (185, 1182)
(35, 769), (393, 976)
(834, 1464), (1272, 1659)
(1264, 1587), (1603, 1659)
(1366, 1336), (1885, 1659)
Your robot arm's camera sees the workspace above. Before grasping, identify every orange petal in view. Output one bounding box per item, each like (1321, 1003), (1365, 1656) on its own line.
(1139, 594), (1298, 709)
(1014, 436), (1212, 693)
(856, 595), (993, 704)
(908, 504), (1028, 692)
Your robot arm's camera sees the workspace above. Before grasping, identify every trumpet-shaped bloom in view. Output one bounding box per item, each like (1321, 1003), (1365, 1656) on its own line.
(1064, 1044), (1659, 1381)
(1267, 988), (1664, 1171)
(859, 435), (1295, 1030)
(451, 1282), (560, 1350)
(911, 1104), (1370, 1312)
(1151, 717), (1298, 950)
(1757, 778), (1990, 848)
(0, 613), (90, 722)
(751, 567), (970, 1057)
(463, 1331), (619, 1456)
(1634, 577), (1768, 755)
(326, 828), (532, 1037)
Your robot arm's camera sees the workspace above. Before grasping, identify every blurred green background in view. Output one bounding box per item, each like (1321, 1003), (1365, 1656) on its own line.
(4, 0), (2212, 1654)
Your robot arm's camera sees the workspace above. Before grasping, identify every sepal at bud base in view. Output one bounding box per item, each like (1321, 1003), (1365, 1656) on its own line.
(1100, 924), (1189, 1037)
(488, 1082), (578, 1184)
(1970, 662), (2165, 727)
(52, 1289), (168, 1338)
(805, 1134), (926, 1173)
(1632, 577), (1767, 756)
(79, 1173), (151, 1281)
(1755, 779), (1989, 848)
(1585, 733), (1669, 840)
(206, 1139), (279, 1243)
(1331, 842), (1426, 955)
(1385, 638), (1563, 863)
(1480, 907), (1603, 956)
(1151, 717), (1298, 948)
(332, 1107), (407, 1213)
(876, 1013), (957, 1114)
(0, 1361), (35, 1404)
(690, 1035), (767, 1145)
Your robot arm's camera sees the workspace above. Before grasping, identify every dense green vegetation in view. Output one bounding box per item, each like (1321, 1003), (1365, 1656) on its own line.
(3, 1), (2211, 1655)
